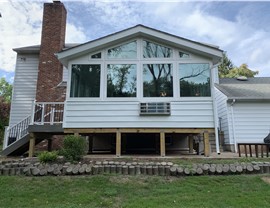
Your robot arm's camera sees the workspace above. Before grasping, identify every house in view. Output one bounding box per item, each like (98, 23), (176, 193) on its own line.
(215, 77), (270, 152)
(2, 1), (223, 157)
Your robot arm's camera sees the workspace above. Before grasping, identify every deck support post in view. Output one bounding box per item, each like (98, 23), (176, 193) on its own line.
(116, 130), (121, 157)
(188, 134), (194, 154)
(47, 138), (52, 152)
(28, 133), (35, 157)
(121, 133), (126, 154)
(88, 135), (93, 154)
(203, 131), (210, 157)
(160, 131), (165, 157)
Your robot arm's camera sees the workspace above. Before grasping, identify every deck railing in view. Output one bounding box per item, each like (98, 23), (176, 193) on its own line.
(3, 102), (65, 150)
(3, 116), (31, 149)
(32, 102), (64, 125)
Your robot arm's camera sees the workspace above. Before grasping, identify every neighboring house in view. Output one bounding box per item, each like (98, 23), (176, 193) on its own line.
(215, 77), (270, 152)
(2, 1), (223, 157)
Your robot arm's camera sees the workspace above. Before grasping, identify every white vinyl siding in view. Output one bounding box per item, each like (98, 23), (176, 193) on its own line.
(9, 54), (39, 126)
(215, 88), (230, 143)
(232, 102), (270, 143)
(62, 67), (68, 82)
(64, 101), (214, 128)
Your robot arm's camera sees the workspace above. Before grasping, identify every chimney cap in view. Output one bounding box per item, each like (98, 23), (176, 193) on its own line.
(53, 0), (61, 3)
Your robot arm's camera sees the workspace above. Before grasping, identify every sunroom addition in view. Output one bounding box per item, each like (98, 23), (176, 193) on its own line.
(69, 39), (212, 101)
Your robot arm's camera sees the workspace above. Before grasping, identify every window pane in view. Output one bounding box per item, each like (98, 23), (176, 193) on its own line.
(91, 52), (101, 59)
(107, 41), (137, 59)
(143, 40), (172, 58)
(143, 64), (173, 97)
(107, 64), (137, 97)
(179, 63), (211, 97)
(179, 51), (190, 58)
(70, 64), (100, 97)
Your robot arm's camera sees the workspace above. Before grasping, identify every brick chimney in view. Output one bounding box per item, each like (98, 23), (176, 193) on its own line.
(35, 1), (66, 102)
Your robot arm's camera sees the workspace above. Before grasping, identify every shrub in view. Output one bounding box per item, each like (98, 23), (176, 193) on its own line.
(38, 151), (58, 163)
(60, 135), (86, 162)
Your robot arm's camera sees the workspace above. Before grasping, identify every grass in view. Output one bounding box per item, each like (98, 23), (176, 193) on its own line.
(0, 175), (269, 208)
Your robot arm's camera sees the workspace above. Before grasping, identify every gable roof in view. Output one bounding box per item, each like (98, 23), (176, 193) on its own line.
(56, 24), (223, 66)
(215, 77), (270, 101)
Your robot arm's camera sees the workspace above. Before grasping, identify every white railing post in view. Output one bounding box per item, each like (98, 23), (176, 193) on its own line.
(3, 126), (9, 149)
(31, 99), (36, 124)
(18, 128), (22, 141)
(50, 106), (55, 125)
(41, 103), (45, 125)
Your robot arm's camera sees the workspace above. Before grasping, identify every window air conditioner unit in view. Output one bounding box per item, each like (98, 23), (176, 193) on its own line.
(140, 102), (171, 116)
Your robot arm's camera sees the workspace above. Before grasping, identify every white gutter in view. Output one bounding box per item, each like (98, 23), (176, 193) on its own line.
(230, 99), (237, 152)
(211, 63), (220, 154)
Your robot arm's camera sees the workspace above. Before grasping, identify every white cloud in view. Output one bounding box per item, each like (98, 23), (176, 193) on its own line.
(0, 0), (269, 78)
(0, 1), (87, 73)
(131, 2), (270, 77)
(66, 24), (87, 43)
(0, 1), (43, 72)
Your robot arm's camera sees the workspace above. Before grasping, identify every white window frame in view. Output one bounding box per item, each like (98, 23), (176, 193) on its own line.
(67, 38), (213, 102)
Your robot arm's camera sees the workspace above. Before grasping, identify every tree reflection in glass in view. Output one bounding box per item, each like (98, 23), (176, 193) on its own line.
(179, 63), (211, 97)
(143, 64), (173, 97)
(107, 41), (137, 59)
(143, 40), (172, 58)
(107, 64), (137, 97)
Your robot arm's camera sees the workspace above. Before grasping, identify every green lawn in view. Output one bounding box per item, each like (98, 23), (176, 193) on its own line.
(0, 175), (269, 208)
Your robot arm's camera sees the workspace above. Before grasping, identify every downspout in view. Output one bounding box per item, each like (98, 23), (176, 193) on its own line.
(211, 63), (220, 154)
(230, 99), (237, 152)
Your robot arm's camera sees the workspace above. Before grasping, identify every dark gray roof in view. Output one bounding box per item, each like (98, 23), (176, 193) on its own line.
(215, 77), (270, 100)
(13, 43), (80, 53)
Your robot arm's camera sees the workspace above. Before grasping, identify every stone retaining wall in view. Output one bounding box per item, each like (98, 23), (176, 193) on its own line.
(1, 159), (270, 177)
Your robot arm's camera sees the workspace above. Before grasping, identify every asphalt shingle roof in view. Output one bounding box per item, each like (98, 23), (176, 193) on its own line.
(215, 77), (270, 100)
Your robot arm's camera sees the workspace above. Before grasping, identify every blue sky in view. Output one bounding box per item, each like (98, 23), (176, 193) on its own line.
(1, 0), (270, 83)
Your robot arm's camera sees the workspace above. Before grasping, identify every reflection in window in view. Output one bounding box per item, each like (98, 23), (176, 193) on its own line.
(143, 64), (173, 97)
(107, 64), (137, 97)
(179, 63), (211, 97)
(107, 41), (137, 59)
(91, 52), (101, 59)
(179, 51), (190, 58)
(143, 40), (172, 58)
(70, 64), (100, 97)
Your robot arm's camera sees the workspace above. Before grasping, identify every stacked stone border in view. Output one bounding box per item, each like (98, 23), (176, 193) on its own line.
(1, 159), (270, 177)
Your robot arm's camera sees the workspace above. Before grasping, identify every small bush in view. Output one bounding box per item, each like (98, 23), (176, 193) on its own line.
(60, 135), (86, 162)
(38, 151), (58, 163)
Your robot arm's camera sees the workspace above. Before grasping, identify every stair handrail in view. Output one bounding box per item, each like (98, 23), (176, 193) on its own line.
(3, 115), (31, 149)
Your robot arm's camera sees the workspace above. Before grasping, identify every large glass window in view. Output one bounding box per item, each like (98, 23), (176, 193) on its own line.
(107, 41), (137, 59)
(107, 64), (137, 97)
(143, 40), (172, 58)
(70, 64), (100, 97)
(143, 64), (173, 97)
(179, 63), (211, 97)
